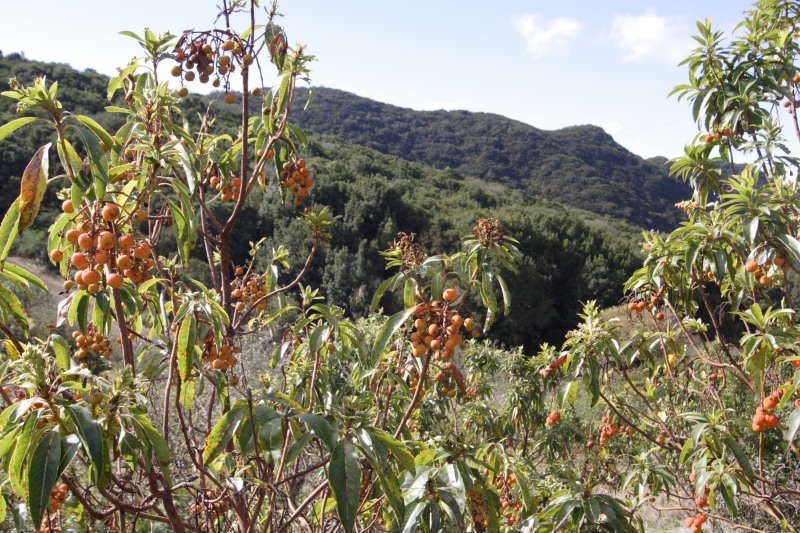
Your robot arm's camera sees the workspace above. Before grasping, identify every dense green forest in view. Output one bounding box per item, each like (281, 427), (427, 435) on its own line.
(0, 52), (653, 350)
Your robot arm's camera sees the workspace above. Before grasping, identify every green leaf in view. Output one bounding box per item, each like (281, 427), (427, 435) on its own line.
(57, 434), (81, 479)
(784, 406), (800, 444)
(203, 402), (247, 464)
(63, 405), (104, 481)
(28, 428), (61, 530)
(778, 234), (800, 264)
(402, 500), (427, 533)
(722, 435), (754, 480)
(372, 307), (416, 362)
(0, 198), (21, 262)
(298, 413), (337, 452)
(10, 410), (39, 497)
(329, 440), (362, 533)
(177, 313), (197, 381)
(0, 283), (29, 334)
(50, 335), (72, 371)
(257, 417), (284, 465)
(74, 115), (114, 154)
(368, 428), (415, 474)
(74, 124), (108, 202)
(0, 117), (39, 144)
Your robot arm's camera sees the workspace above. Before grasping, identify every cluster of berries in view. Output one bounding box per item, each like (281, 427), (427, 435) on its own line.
(278, 158), (314, 206)
(72, 326), (113, 359)
(52, 199), (153, 291)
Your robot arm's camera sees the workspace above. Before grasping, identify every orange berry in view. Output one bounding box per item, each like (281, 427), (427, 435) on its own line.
(101, 203), (121, 222)
(78, 233), (94, 250)
(62, 199), (75, 213)
(50, 249), (64, 262)
(118, 234), (135, 249)
(443, 288), (458, 302)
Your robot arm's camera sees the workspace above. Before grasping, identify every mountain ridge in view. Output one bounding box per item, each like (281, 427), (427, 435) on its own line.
(290, 86), (691, 231)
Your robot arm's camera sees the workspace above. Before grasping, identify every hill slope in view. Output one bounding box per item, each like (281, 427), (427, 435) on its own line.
(0, 53), (644, 350)
(291, 88), (691, 231)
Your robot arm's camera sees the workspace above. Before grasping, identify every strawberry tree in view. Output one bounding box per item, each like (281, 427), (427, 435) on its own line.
(542, 2), (800, 532)
(0, 3), (528, 532)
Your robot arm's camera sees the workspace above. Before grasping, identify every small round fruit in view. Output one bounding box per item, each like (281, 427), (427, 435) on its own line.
(116, 254), (133, 270)
(225, 93), (236, 104)
(66, 229), (80, 243)
(184, 71), (195, 82)
(745, 260), (759, 273)
(133, 209), (148, 222)
(106, 273), (124, 289)
(82, 269), (100, 285)
(98, 231), (116, 250)
(443, 288), (458, 302)
(758, 275), (772, 286)
(134, 241), (152, 260)
(101, 203), (121, 222)
(171, 65), (182, 77)
(118, 234), (135, 249)
(178, 87), (189, 98)
(78, 233), (94, 250)
(242, 54), (254, 66)
(62, 199), (75, 213)
(70, 252), (89, 270)
(50, 249), (64, 263)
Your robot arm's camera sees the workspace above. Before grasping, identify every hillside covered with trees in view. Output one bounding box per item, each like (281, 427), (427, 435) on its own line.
(0, 51), (646, 350)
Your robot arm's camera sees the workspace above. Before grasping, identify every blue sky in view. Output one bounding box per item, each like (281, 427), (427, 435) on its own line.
(0, 1), (757, 158)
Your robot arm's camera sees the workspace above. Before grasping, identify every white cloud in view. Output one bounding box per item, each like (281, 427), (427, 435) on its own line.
(603, 121), (623, 136)
(514, 14), (582, 58)
(610, 14), (694, 64)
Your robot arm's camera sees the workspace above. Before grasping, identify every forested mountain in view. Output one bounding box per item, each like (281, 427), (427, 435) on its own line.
(0, 52), (647, 349)
(290, 87), (691, 231)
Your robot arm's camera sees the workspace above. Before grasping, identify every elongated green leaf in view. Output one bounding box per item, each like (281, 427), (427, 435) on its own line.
(0, 283), (28, 333)
(372, 307), (416, 361)
(0, 198), (21, 262)
(784, 406), (800, 444)
(74, 115), (114, 155)
(203, 402), (246, 464)
(64, 405), (104, 480)
(1, 262), (47, 291)
(50, 334), (71, 371)
(722, 435), (754, 480)
(298, 413), (337, 452)
(57, 434), (81, 479)
(177, 313), (196, 381)
(75, 124), (108, 202)
(28, 428), (61, 530)
(0, 117), (39, 143)
(258, 417), (284, 465)
(329, 440), (362, 533)
(10, 410), (38, 497)
(402, 500), (427, 533)
(368, 428), (415, 474)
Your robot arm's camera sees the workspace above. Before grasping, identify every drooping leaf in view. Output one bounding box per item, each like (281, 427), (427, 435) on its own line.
(0, 198), (21, 262)
(18, 143), (52, 232)
(177, 313), (197, 381)
(203, 402), (247, 465)
(63, 405), (104, 481)
(329, 440), (362, 533)
(372, 307), (416, 362)
(298, 413), (337, 452)
(28, 428), (61, 530)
